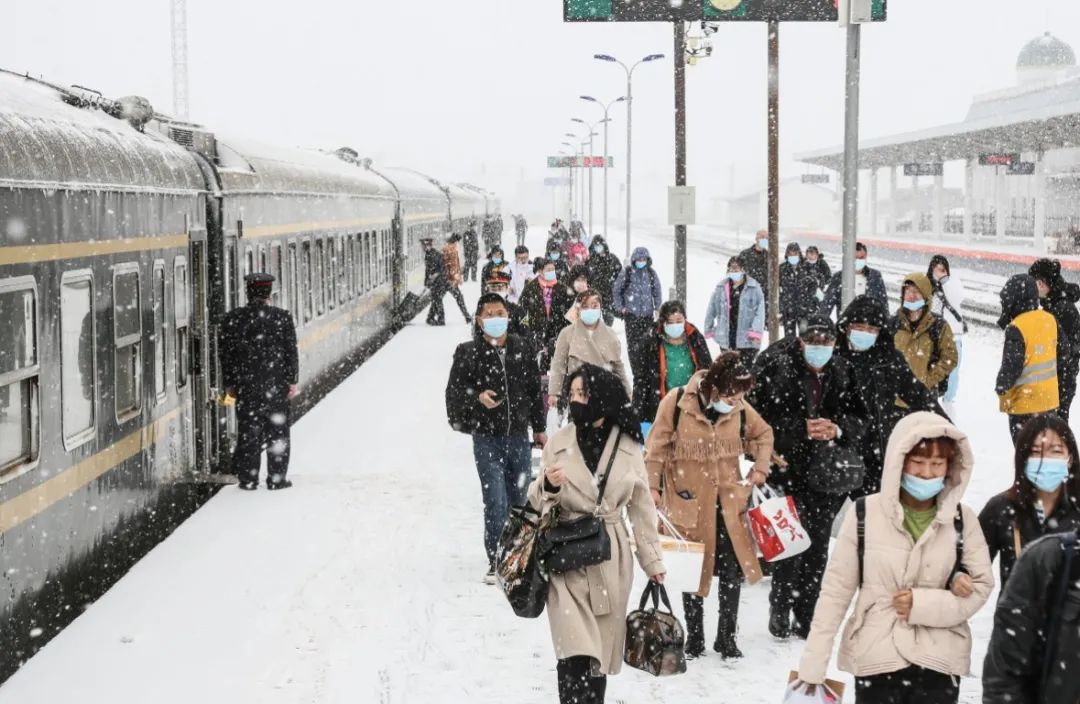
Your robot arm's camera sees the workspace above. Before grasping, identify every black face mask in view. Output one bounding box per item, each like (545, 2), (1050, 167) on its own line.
(569, 401), (602, 426)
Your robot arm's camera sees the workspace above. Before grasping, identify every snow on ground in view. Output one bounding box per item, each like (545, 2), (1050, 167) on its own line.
(2, 225), (1018, 703)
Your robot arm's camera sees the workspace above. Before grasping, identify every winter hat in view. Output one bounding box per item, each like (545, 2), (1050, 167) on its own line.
(838, 294), (889, 331)
(801, 315), (837, 341)
(485, 270), (512, 286)
(1029, 258), (1062, 286)
(998, 274), (1040, 329)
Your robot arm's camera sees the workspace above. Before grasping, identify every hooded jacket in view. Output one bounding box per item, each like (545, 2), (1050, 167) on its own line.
(1034, 261), (1080, 373)
(891, 273), (958, 393)
(797, 412), (994, 684)
(612, 247), (663, 318)
(586, 236), (623, 305)
(703, 276), (766, 349)
(632, 322), (713, 422)
(996, 274), (1063, 414)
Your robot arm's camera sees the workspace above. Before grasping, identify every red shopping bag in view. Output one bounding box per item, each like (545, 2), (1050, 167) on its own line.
(748, 485), (811, 562)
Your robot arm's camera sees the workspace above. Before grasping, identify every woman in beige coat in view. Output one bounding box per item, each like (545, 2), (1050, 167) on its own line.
(644, 352), (774, 660)
(794, 412), (993, 704)
(529, 364), (665, 704)
(547, 290), (631, 409)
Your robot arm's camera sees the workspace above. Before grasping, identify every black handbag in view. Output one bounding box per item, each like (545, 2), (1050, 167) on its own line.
(802, 377), (865, 495)
(495, 503), (551, 618)
(624, 581), (687, 677)
(540, 430), (622, 574)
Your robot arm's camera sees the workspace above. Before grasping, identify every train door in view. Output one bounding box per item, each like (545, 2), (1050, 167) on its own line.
(189, 231), (213, 474)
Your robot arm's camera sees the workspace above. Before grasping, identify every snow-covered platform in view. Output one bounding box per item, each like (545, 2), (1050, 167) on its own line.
(3, 226), (1018, 703)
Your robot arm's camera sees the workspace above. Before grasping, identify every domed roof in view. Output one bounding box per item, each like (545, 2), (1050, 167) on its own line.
(1017, 32), (1076, 70)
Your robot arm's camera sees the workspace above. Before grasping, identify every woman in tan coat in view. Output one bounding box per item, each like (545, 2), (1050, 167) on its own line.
(644, 352), (774, 660)
(530, 364), (665, 704)
(794, 412), (993, 704)
(547, 290), (631, 409)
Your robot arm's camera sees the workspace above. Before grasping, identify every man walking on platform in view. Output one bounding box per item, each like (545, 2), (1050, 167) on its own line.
(220, 273), (299, 491)
(738, 230), (770, 296)
(820, 241), (887, 319)
(442, 234), (473, 324)
(423, 236), (448, 326)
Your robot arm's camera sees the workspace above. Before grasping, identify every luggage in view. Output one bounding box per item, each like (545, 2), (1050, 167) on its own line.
(624, 582), (688, 677)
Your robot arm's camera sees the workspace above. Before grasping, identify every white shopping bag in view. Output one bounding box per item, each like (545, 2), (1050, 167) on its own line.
(656, 511), (707, 596)
(748, 486), (812, 562)
(782, 679), (842, 704)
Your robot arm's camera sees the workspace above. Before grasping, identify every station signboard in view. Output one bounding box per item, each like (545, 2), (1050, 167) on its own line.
(546, 156), (615, 168)
(1007, 161), (1036, 176)
(979, 153), (1020, 167)
(564, 0), (886, 22)
(801, 174), (831, 184)
(903, 163), (944, 177)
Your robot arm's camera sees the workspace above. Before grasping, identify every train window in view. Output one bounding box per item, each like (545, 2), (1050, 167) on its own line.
(152, 263), (167, 402)
(287, 241), (299, 325)
(174, 259), (189, 390)
(224, 243), (235, 312)
(346, 236), (356, 299)
(360, 233), (368, 292)
(314, 239), (325, 316)
(327, 238), (337, 311)
(383, 230), (391, 284)
(301, 240), (313, 323)
(60, 271), (96, 447)
(366, 231), (375, 291)
(259, 246), (268, 275)
(337, 237), (347, 303)
(244, 247), (253, 278)
(270, 244), (283, 309)
(113, 266), (142, 420)
(0, 279), (40, 474)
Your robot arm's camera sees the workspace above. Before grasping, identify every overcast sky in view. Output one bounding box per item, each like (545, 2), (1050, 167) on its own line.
(5, 0), (1079, 216)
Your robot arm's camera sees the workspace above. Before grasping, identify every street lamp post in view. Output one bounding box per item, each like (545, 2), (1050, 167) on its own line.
(571, 117), (610, 240)
(580, 95), (626, 246)
(594, 53), (664, 258)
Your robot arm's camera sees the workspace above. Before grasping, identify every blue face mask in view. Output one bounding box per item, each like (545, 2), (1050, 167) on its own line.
(579, 308), (602, 326)
(727, 272), (745, 283)
(803, 344), (834, 369)
(854, 259), (867, 272)
(848, 330), (878, 352)
(901, 474), (946, 502)
(543, 270), (557, 282)
(902, 299), (926, 312)
(481, 317), (509, 338)
(757, 238), (769, 250)
(635, 260), (647, 270)
(787, 255), (800, 266)
(664, 322), (686, 339)
(549, 252), (560, 261)
(1025, 457), (1071, 493)
(491, 256), (502, 265)
(712, 399), (736, 414)
(593, 245), (604, 254)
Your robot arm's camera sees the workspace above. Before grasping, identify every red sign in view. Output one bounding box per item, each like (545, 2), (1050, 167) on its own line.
(979, 153), (1019, 167)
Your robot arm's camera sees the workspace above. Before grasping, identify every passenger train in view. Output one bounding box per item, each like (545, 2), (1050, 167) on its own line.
(0, 69), (498, 677)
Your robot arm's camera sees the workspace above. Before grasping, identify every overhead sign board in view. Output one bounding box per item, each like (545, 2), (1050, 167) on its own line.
(564, 0), (886, 22)
(668, 186), (696, 226)
(546, 156), (615, 168)
(544, 177), (571, 186)
(979, 153), (1020, 167)
(801, 174), (831, 184)
(903, 163), (944, 177)
(1007, 161), (1036, 176)
(548, 156), (576, 168)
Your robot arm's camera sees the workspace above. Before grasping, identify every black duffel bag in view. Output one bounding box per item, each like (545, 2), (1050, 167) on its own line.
(624, 581), (687, 677)
(495, 503), (550, 618)
(540, 430), (621, 574)
(806, 438), (865, 495)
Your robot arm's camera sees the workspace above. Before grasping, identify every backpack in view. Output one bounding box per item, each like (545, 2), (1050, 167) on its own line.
(854, 497), (965, 587)
(889, 314), (949, 397)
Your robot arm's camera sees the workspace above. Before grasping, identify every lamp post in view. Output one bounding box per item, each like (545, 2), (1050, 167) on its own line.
(560, 141), (575, 222)
(580, 95), (626, 246)
(594, 53), (664, 258)
(571, 117), (610, 240)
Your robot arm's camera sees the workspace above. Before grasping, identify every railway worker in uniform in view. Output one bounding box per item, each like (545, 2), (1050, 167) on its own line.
(890, 273), (958, 397)
(507, 245), (534, 304)
(442, 234), (473, 324)
(586, 236), (622, 326)
(928, 255), (968, 406)
(996, 274), (1065, 443)
(483, 269), (527, 337)
(446, 292), (547, 583)
(423, 236), (448, 326)
(1029, 258), (1080, 421)
(220, 273), (299, 491)
(820, 241), (887, 319)
(463, 222), (480, 282)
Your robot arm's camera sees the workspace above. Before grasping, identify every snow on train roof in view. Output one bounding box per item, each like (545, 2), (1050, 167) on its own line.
(0, 72), (204, 192)
(445, 183), (487, 216)
(377, 166), (448, 201)
(214, 135), (397, 199)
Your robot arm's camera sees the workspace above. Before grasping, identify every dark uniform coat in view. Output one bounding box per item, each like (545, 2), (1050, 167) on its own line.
(446, 331), (545, 437)
(220, 300), (299, 398)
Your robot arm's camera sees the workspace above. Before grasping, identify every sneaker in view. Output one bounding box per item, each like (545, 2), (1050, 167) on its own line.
(266, 479), (293, 491)
(483, 568), (497, 585)
(238, 481), (258, 491)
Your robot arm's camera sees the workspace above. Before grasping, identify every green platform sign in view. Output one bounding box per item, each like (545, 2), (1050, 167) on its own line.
(564, 0), (886, 22)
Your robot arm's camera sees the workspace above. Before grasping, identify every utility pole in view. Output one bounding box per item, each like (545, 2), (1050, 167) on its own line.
(841, 21), (861, 309)
(674, 22), (688, 304)
(766, 20), (780, 340)
(170, 0), (190, 119)
(588, 132), (595, 237)
(625, 70), (634, 257)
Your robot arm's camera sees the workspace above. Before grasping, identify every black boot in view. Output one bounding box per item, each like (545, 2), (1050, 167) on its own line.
(713, 583), (743, 659)
(769, 605), (791, 640)
(557, 657), (596, 704)
(682, 593), (706, 659)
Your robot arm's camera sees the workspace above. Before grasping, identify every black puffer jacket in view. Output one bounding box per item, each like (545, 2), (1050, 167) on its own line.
(779, 261), (820, 323)
(836, 295), (946, 496)
(738, 244), (769, 291)
(446, 331), (545, 437)
(1043, 280), (1080, 373)
(632, 323), (712, 423)
(747, 338), (865, 488)
(586, 236), (622, 307)
(978, 491), (1080, 587)
(806, 256), (832, 292)
(519, 278), (574, 365)
(982, 532), (1080, 704)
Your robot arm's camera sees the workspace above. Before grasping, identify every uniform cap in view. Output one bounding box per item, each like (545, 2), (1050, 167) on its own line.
(245, 272), (274, 296)
(486, 270), (512, 285)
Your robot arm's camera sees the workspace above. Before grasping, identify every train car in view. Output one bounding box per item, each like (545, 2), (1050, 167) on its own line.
(0, 72), (207, 663)
(445, 183), (488, 235)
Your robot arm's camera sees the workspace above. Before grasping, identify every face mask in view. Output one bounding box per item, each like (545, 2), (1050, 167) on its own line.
(757, 238), (768, 250)
(593, 245), (604, 254)
(935, 273), (948, 283)
(1025, 457), (1071, 493)
(492, 257), (502, 265)
(902, 299), (926, 312)
(727, 272), (744, 283)
(901, 474), (946, 502)
(573, 281), (589, 293)
(481, 317), (509, 338)
(549, 252), (560, 261)
(848, 330), (878, 352)
(580, 308), (602, 326)
(543, 271), (557, 282)
(664, 322), (686, 339)
(807, 257), (818, 264)
(635, 260), (647, 270)
(711, 399), (735, 414)
(487, 289), (507, 300)
(854, 259), (867, 272)
(803, 344), (834, 369)
(787, 256), (800, 266)
(569, 401), (602, 425)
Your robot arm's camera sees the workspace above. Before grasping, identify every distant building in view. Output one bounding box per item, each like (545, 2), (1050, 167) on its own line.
(719, 178), (839, 234)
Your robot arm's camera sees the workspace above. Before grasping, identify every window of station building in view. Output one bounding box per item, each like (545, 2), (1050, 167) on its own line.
(113, 266), (142, 420)
(270, 244), (284, 309)
(152, 263), (167, 402)
(327, 237), (337, 311)
(0, 279), (40, 474)
(314, 238), (326, 316)
(60, 271), (97, 447)
(174, 258), (189, 390)
(300, 240), (313, 323)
